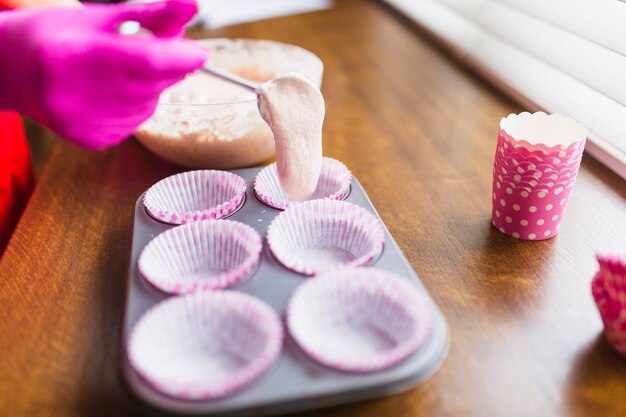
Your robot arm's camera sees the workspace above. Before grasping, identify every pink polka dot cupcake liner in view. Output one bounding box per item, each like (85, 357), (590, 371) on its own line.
(127, 291), (283, 400)
(286, 266), (432, 372)
(138, 220), (262, 294)
(491, 112), (587, 240)
(496, 156), (581, 178)
(254, 157), (352, 210)
(267, 200), (384, 275)
(494, 146), (582, 187)
(144, 170), (247, 224)
(494, 153), (580, 185)
(591, 254), (626, 356)
(497, 132), (585, 164)
(494, 171), (577, 195)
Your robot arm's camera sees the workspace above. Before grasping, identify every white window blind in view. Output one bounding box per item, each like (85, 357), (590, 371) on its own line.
(383, 0), (626, 180)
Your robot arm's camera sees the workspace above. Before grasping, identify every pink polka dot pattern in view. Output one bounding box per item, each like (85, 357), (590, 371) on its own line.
(490, 112), (586, 240)
(591, 254), (626, 357)
(491, 166), (577, 240)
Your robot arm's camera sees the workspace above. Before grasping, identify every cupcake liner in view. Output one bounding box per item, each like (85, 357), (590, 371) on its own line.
(592, 254), (626, 356)
(496, 173), (577, 192)
(286, 266), (432, 372)
(495, 154), (582, 182)
(494, 152), (582, 178)
(494, 153), (581, 177)
(497, 132), (585, 161)
(144, 170), (247, 225)
(494, 144), (583, 182)
(500, 160), (578, 177)
(498, 180), (551, 194)
(491, 113), (587, 240)
(494, 173), (577, 195)
(267, 200), (384, 275)
(127, 291), (283, 400)
(138, 220), (262, 294)
(495, 133), (585, 180)
(495, 160), (582, 190)
(491, 179), (576, 240)
(254, 157), (352, 210)
(499, 112), (587, 155)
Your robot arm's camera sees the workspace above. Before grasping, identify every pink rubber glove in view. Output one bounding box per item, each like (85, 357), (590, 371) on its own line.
(0, 0), (208, 149)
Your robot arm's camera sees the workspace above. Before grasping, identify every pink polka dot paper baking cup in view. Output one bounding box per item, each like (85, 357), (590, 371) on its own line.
(286, 267), (432, 372)
(254, 157), (352, 210)
(494, 140), (583, 187)
(267, 200), (384, 275)
(492, 181), (575, 240)
(494, 152), (581, 185)
(592, 254), (626, 356)
(491, 112), (587, 240)
(138, 220), (262, 294)
(494, 167), (578, 194)
(127, 291), (283, 400)
(144, 170), (247, 225)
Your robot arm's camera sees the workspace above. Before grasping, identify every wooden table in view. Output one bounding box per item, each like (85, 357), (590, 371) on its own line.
(2, 1), (625, 416)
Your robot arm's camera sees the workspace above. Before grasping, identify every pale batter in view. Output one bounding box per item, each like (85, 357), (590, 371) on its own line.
(258, 73), (325, 200)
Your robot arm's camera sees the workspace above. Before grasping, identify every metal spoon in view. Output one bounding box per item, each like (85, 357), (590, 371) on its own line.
(117, 21), (263, 94)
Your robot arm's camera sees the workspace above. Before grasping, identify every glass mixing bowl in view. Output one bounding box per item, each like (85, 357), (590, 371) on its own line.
(135, 38), (324, 169)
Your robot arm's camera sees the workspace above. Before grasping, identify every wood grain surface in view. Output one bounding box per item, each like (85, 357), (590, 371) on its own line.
(1, 1), (625, 416)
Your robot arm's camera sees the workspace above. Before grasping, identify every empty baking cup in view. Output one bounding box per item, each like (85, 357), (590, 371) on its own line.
(491, 181), (575, 240)
(267, 200), (384, 275)
(592, 254), (626, 356)
(127, 291), (283, 400)
(491, 112), (587, 240)
(254, 157), (352, 210)
(138, 220), (262, 294)
(144, 170), (247, 224)
(286, 267), (432, 372)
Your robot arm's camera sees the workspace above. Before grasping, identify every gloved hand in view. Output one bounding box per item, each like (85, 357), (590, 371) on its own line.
(0, 0), (208, 149)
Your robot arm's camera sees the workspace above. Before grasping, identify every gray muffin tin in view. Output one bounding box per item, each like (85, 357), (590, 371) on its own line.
(120, 166), (449, 416)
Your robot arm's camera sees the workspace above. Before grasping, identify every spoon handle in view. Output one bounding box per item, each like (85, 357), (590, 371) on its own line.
(200, 63), (262, 95)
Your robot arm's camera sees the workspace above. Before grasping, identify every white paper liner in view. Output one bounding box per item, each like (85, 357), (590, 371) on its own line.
(500, 112), (588, 150)
(138, 220), (262, 294)
(143, 170), (247, 225)
(127, 291), (283, 400)
(254, 157), (352, 210)
(286, 267), (432, 372)
(267, 200), (384, 275)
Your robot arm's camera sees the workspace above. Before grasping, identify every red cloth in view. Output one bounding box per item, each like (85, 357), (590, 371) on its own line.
(0, 111), (34, 253)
